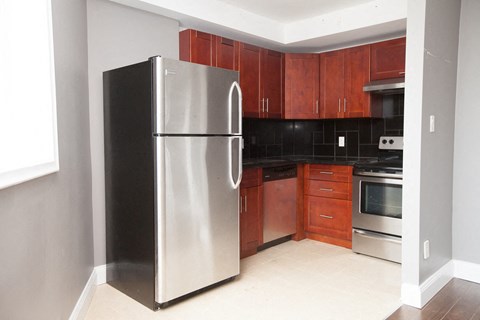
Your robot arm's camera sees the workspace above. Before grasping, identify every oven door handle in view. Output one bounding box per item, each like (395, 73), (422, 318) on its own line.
(354, 171), (402, 179)
(353, 229), (401, 244)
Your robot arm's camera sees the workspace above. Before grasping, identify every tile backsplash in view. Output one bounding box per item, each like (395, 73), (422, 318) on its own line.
(243, 94), (404, 160)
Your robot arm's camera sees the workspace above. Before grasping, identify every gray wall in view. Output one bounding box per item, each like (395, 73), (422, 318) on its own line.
(86, 0), (179, 266)
(0, 0), (93, 319)
(453, 0), (480, 264)
(403, 0), (460, 289)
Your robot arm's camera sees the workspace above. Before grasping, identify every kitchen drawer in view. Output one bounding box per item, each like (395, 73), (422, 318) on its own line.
(241, 168), (262, 188)
(305, 196), (352, 240)
(305, 164), (352, 182)
(304, 180), (351, 200)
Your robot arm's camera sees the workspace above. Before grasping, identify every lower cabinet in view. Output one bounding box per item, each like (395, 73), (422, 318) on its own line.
(304, 164), (353, 248)
(240, 168), (262, 259)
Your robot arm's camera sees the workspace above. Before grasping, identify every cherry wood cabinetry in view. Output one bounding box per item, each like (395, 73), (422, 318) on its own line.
(371, 37), (406, 80)
(260, 49), (283, 119)
(238, 43), (262, 118)
(320, 45), (374, 119)
(179, 29), (214, 66)
(304, 164), (353, 248)
(180, 29), (238, 71)
(240, 168), (262, 259)
(284, 53), (320, 119)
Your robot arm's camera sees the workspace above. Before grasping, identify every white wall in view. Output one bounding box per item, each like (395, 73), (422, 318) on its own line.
(403, 0), (460, 307)
(453, 0), (480, 265)
(0, 0), (93, 318)
(87, 0), (179, 266)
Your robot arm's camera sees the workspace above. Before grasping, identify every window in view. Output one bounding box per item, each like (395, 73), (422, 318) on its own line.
(0, 0), (59, 189)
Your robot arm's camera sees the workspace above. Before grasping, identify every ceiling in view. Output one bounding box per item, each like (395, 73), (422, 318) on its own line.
(215, 0), (374, 24)
(110, 0), (407, 52)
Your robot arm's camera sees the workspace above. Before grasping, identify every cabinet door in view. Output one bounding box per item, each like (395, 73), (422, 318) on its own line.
(214, 36), (237, 71)
(240, 186), (261, 258)
(371, 37), (406, 80)
(239, 43), (261, 118)
(179, 29), (213, 66)
(344, 45), (371, 118)
(261, 49), (282, 119)
(284, 53), (319, 119)
(320, 50), (344, 119)
(305, 196), (352, 241)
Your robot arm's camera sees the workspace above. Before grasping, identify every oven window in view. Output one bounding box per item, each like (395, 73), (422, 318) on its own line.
(360, 182), (402, 219)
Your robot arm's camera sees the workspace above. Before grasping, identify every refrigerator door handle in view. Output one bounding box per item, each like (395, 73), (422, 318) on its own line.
(230, 136), (242, 189)
(228, 81), (242, 135)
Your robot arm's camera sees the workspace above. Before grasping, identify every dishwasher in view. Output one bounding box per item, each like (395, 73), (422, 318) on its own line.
(262, 164), (297, 246)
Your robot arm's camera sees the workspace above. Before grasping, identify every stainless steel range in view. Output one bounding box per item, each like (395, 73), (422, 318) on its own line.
(352, 136), (403, 263)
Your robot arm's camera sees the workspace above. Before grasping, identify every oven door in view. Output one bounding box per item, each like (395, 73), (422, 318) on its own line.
(352, 174), (402, 237)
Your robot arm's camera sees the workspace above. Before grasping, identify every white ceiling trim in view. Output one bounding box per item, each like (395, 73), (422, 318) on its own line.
(109, 0), (407, 51)
(284, 0), (407, 44)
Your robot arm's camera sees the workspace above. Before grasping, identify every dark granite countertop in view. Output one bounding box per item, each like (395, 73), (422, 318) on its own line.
(242, 156), (377, 168)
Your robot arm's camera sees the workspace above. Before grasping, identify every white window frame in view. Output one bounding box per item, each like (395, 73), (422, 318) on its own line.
(0, 0), (59, 189)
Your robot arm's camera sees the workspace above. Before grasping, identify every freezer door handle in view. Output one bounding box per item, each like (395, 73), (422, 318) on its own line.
(230, 136), (242, 189)
(229, 81), (242, 135)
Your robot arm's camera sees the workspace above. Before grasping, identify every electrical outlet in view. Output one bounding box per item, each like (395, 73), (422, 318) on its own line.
(423, 240), (430, 259)
(430, 115), (435, 133)
(339, 136), (345, 147)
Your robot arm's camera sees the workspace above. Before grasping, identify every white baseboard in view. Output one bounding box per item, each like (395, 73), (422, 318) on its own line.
(68, 269), (97, 320)
(68, 264), (108, 320)
(401, 260), (453, 308)
(453, 259), (480, 284)
(95, 264), (107, 285)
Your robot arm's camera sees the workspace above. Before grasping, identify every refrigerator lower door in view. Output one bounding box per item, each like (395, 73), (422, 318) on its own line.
(154, 136), (241, 304)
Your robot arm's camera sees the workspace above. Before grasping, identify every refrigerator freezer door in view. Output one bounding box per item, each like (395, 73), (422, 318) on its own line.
(153, 57), (241, 135)
(154, 136), (241, 303)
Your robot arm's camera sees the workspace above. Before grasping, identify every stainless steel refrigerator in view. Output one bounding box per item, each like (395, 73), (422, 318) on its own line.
(103, 56), (242, 309)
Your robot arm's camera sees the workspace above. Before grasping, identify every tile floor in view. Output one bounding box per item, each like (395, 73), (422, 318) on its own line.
(85, 239), (401, 320)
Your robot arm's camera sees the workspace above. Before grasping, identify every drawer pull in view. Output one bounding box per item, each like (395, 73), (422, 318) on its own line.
(319, 214), (333, 219)
(319, 171), (333, 175)
(319, 188), (333, 192)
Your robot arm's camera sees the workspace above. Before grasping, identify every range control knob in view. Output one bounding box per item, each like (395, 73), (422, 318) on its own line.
(389, 139), (394, 144)
(382, 139), (388, 144)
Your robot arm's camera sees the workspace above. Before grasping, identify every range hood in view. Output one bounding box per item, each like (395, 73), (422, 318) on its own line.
(363, 77), (405, 94)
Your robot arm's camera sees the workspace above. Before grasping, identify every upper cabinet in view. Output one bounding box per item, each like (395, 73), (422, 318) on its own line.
(238, 43), (262, 117)
(179, 29), (214, 66)
(370, 37), (406, 80)
(260, 49), (283, 119)
(213, 36), (238, 70)
(320, 45), (374, 118)
(284, 54), (320, 119)
(238, 45), (284, 118)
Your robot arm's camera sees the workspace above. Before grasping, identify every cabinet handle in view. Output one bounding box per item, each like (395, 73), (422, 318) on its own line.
(316, 100), (319, 114)
(319, 188), (333, 192)
(344, 98), (346, 112)
(266, 98), (269, 113)
(319, 214), (333, 219)
(319, 171), (333, 175)
(399, 71), (406, 75)
(244, 194), (248, 212)
(338, 98), (341, 113)
(261, 98), (265, 112)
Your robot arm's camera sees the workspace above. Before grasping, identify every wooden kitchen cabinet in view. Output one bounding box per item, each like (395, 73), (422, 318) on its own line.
(284, 53), (320, 119)
(180, 29), (238, 71)
(370, 37), (406, 80)
(320, 45), (374, 119)
(238, 43), (262, 118)
(304, 164), (353, 248)
(213, 36), (238, 70)
(179, 29), (214, 66)
(260, 49), (283, 119)
(240, 168), (262, 259)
